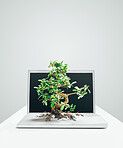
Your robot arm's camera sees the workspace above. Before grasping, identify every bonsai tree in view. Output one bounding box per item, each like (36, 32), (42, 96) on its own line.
(34, 61), (91, 121)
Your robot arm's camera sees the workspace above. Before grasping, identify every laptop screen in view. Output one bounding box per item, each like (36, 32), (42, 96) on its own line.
(29, 72), (94, 113)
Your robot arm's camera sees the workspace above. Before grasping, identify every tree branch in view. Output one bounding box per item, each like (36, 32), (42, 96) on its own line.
(67, 92), (77, 96)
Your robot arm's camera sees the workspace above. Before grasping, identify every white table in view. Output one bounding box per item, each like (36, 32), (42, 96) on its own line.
(0, 105), (123, 148)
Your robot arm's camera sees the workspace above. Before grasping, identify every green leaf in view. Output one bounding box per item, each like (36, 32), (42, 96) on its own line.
(70, 108), (74, 112)
(45, 101), (47, 106)
(61, 101), (64, 104)
(64, 64), (68, 68)
(51, 95), (55, 99)
(52, 99), (58, 103)
(49, 88), (53, 93)
(45, 95), (50, 100)
(78, 96), (81, 99)
(51, 102), (55, 107)
(66, 83), (70, 86)
(34, 87), (38, 89)
(88, 89), (91, 93)
(42, 100), (47, 106)
(82, 92), (87, 96)
(73, 89), (77, 92)
(84, 85), (88, 90)
(71, 81), (77, 85)
(74, 86), (79, 90)
(73, 105), (76, 109)
(37, 90), (40, 96)
(56, 63), (61, 67)
(38, 79), (42, 82)
(78, 95), (83, 99)
(60, 105), (64, 111)
(71, 104), (73, 107)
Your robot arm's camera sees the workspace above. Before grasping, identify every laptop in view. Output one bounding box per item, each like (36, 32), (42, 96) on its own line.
(17, 70), (108, 128)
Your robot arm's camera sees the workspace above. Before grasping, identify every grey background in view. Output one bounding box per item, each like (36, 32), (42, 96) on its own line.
(0, 0), (123, 123)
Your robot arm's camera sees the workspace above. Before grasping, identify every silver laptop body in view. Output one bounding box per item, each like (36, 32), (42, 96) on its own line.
(17, 70), (108, 128)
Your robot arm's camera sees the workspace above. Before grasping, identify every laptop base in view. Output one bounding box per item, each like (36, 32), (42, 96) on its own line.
(17, 113), (108, 129)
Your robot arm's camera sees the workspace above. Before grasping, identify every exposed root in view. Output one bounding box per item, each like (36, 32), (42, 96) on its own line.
(36, 110), (82, 121)
(75, 113), (83, 116)
(45, 113), (53, 121)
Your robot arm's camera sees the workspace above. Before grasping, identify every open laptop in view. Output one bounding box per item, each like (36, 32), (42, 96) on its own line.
(17, 70), (108, 128)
